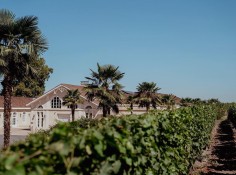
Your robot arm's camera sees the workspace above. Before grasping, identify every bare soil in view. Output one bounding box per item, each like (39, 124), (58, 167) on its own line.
(190, 117), (236, 175)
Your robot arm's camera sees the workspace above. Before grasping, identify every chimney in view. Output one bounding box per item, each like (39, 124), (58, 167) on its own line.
(80, 81), (90, 85)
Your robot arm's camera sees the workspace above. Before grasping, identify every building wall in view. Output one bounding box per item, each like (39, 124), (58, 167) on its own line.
(0, 85), (169, 132)
(0, 109), (31, 128)
(28, 86), (101, 132)
(117, 104), (163, 116)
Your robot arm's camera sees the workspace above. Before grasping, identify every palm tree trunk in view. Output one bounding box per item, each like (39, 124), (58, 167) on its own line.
(131, 103), (133, 115)
(2, 76), (13, 148)
(71, 107), (75, 122)
(146, 105), (150, 112)
(102, 106), (107, 117)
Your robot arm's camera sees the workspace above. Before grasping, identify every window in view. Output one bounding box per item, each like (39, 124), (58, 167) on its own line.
(37, 112), (40, 127)
(51, 97), (61, 108)
(37, 112), (44, 128)
(41, 114), (44, 128)
(85, 106), (93, 118)
(22, 112), (26, 123)
(11, 112), (17, 126)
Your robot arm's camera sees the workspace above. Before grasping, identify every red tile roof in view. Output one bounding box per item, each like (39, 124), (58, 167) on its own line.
(61, 84), (85, 94)
(0, 96), (34, 108)
(61, 84), (99, 105)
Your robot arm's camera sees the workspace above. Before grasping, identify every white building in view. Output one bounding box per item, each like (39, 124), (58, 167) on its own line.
(0, 83), (149, 132)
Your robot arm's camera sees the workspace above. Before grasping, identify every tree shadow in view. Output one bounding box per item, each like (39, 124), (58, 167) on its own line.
(203, 172), (234, 175)
(207, 120), (236, 173)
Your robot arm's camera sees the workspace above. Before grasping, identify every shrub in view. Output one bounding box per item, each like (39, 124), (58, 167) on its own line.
(228, 105), (236, 126)
(0, 105), (223, 175)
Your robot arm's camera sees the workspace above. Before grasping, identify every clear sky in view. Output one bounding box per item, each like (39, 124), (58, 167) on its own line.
(1, 0), (236, 102)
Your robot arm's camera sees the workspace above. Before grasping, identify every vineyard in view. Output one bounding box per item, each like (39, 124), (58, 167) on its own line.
(228, 105), (236, 127)
(0, 104), (228, 175)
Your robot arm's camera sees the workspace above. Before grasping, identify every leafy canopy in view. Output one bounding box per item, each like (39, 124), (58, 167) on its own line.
(85, 63), (125, 116)
(134, 82), (161, 111)
(0, 57), (53, 97)
(63, 89), (83, 108)
(0, 9), (48, 83)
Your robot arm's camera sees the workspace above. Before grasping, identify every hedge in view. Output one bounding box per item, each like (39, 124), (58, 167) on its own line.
(0, 105), (223, 175)
(228, 105), (236, 126)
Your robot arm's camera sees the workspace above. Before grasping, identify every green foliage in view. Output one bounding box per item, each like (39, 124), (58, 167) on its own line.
(134, 82), (161, 112)
(63, 89), (83, 121)
(228, 105), (236, 126)
(11, 57), (53, 97)
(85, 63), (125, 117)
(161, 94), (176, 110)
(0, 105), (223, 174)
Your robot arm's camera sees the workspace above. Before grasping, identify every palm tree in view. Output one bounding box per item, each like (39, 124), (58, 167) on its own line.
(207, 98), (220, 104)
(0, 9), (47, 148)
(63, 89), (83, 122)
(161, 94), (176, 110)
(180, 97), (193, 107)
(134, 82), (161, 112)
(85, 63), (125, 117)
(192, 98), (202, 105)
(127, 95), (135, 114)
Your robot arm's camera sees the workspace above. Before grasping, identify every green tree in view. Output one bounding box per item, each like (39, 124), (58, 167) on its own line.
(10, 57), (52, 97)
(161, 94), (176, 110)
(85, 63), (124, 117)
(63, 89), (83, 122)
(134, 82), (161, 112)
(0, 9), (47, 148)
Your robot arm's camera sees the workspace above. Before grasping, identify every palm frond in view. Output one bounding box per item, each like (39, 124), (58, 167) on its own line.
(0, 9), (15, 24)
(0, 58), (6, 67)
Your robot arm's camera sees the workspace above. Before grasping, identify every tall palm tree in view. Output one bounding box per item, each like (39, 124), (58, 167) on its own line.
(0, 9), (47, 148)
(161, 94), (176, 110)
(85, 63), (125, 117)
(63, 89), (83, 122)
(134, 82), (161, 112)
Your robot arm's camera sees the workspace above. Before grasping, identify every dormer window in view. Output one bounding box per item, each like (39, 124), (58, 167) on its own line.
(51, 97), (61, 108)
(85, 106), (93, 118)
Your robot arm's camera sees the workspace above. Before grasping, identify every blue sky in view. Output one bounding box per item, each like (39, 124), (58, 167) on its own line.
(1, 0), (236, 102)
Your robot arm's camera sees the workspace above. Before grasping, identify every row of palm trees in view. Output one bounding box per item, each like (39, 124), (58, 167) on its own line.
(62, 63), (178, 120)
(0, 9), (174, 148)
(180, 97), (220, 107)
(0, 9), (221, 148)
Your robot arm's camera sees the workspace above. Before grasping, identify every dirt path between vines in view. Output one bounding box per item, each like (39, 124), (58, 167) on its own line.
(190, 116), (236, 175)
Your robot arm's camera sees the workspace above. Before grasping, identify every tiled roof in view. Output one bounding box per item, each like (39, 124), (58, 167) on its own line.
(61, 84), (85, 94)
(0, 96), (34, 108)
(61, 83), (99, 105)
